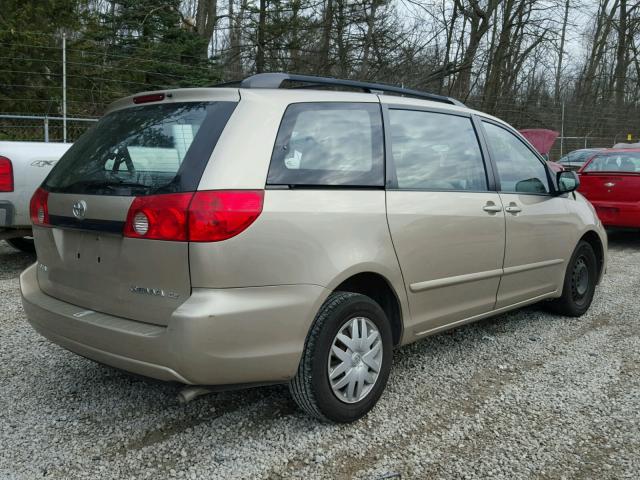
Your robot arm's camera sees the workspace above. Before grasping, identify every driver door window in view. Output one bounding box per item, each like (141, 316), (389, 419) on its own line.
(482, 122), (550, 194)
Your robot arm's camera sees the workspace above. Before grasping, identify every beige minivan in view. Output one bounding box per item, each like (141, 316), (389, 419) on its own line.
(21, 73), (607, 423)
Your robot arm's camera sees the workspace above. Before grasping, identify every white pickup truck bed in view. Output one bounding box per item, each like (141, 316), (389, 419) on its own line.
(0, 141), (71, 246)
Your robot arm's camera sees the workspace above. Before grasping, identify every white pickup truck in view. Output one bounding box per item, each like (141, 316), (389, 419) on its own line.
(0, 141), (72, 251)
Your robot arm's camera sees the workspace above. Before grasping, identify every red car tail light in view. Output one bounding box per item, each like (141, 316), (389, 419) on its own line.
(124, 193), (192, 241)
(188, 190), (264, 242)
(0, 156), (13, 192)
(123, 190), (264, 242)
(30, 187), (50, 226)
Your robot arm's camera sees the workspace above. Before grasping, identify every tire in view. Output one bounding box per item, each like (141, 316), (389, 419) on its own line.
(289, 291), (393, 423)
(6, 237), (35, 253)
(547, 240), (598, 317)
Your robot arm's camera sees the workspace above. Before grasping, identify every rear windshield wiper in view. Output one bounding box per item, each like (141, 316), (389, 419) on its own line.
(103, 181), (149, 190)
(54, 178), (151, 193)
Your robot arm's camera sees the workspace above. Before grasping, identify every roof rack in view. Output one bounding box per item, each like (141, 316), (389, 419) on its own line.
(235, 73), (465, 107)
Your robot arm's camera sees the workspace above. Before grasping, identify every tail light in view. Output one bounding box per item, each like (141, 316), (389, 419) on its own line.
(188, 190), (264, 242)
(124, 190), (264, 242)
(0, 156), (13, 192)
(30, 187), (50, 226)
(124, 193), (192, 241)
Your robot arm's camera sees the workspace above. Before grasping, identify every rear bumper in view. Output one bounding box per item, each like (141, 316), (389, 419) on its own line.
(592, 201), (640, 228)
(21, 263), (327, 385)
(0, 200), (15, 227)
(1, 228), (33, 240)
(0, 200), (32, 239)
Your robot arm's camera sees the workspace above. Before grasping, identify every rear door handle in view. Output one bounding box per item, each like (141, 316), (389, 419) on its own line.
(483, 202), (503, 213)
(505, 205), (522, 214)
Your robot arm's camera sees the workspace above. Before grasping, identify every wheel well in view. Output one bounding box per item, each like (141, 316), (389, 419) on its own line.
(334, 272), (403, 346)
(581, 231), (604, 281)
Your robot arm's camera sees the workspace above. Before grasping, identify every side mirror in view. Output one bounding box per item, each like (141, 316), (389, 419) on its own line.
(556, 170), (580, 194)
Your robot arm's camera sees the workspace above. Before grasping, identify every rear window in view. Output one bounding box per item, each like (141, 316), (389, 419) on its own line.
(267, 103), (384, 187)
(583, 152), (640, 173)
(44, 101), (236, 196)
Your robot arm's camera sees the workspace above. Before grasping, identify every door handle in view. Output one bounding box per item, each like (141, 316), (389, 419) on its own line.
(604, 182), (615, 187)
(505, 204), (522, 214)
(483, 202), (503, 213)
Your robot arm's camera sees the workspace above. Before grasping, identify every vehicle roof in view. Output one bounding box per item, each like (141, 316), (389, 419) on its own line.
(588, 148), (640, 154)
(0, 141), (72, 153)
(0, 141), (71, 147)
(105, 86), (507, 126)
(106, 87), (241, 114)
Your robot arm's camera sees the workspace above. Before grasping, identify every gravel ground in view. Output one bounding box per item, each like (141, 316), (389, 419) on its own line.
(1, 232), (639, 480)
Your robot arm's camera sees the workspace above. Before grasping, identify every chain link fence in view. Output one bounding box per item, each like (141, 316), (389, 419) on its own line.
(0, 111), (627, 161)
(0, 115), (97, 143)
(2, 34), (637, 156)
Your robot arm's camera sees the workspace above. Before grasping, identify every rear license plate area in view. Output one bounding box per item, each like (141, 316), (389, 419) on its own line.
(595, 206), (619, 222)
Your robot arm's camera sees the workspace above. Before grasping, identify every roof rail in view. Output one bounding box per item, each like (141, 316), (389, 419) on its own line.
(236, 73), (465, 107)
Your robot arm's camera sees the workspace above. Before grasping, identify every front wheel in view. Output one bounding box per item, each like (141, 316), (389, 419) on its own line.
(548, 240), (598, 317)
(289, 292), (393, 423)
(6, 237), (35, 253)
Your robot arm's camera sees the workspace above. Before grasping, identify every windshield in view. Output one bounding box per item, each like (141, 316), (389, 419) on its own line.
(44, 101), (236, 196)
(558, 150), (597, 164)
(583, 152), (640, 173)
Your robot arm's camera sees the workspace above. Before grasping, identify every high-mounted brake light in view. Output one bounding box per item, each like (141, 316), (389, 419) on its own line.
(30, 187), (50, 226)
(123, 190), (264, 242)
(0, 156), (13, 192)
(133, 93), (165, 104)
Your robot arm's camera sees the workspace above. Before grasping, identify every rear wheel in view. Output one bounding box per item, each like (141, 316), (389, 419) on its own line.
(548, 240), (597, 316)
(6, 237), (35, 253)
(289, 291), (393, 423)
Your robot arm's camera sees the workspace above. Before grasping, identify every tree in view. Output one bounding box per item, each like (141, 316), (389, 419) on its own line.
(195, 0), (218, 58)
(256, 0), (267, 72)
(554, 0), (570, 103)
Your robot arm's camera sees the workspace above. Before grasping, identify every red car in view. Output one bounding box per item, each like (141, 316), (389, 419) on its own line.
(578, 148), (640, 228)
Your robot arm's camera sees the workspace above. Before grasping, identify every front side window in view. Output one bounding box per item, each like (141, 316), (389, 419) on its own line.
(583, 152), (640, 173)
(388, 110), (487, 190)
(267, 103), (384, 186)
(483, 122), (550, 194)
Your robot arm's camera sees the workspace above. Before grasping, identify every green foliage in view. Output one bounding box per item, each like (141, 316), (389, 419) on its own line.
(1, 0), (639, 150)
(0, 0), (222, 119)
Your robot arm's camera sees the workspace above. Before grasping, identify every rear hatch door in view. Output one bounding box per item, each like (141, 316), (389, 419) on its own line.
(579, 173), (640, 203)
(35, 195), (190, 326)
(35, 94), (237, 326)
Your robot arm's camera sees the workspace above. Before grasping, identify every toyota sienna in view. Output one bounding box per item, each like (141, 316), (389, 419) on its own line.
(21, 73), (607, 423)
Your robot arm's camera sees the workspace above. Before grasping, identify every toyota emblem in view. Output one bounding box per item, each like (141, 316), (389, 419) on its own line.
(72, 200), (87, 220)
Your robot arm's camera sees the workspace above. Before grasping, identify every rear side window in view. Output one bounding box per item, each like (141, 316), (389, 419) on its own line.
(267, 103), (384, 187)
(583, 153), (640, 172)
(44, 101), (236, 196)
(388, 109), (487, 190)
